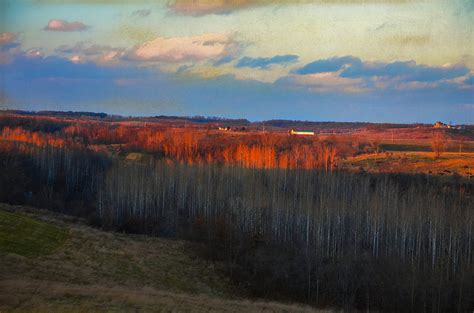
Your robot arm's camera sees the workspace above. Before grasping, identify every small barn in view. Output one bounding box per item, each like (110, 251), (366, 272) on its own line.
(433, 121), (452, 129)
(289, 129), (315, 136)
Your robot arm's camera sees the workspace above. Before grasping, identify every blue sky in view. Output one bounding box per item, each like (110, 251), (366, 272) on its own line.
(0, 0), (473, 123)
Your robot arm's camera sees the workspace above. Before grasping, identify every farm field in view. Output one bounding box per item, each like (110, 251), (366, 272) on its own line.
(340, 152), (474, 177)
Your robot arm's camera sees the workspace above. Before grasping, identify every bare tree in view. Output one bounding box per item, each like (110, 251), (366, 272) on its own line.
(458, 136), (465, 155)
(369, 135), (382, 154)
(431, 131), (447, 159)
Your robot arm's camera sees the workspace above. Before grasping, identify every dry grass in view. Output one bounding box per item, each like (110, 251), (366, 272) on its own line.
(0, 279), (327, 313)
(0, 204), (329, 313)
(340, 152), (474, 177)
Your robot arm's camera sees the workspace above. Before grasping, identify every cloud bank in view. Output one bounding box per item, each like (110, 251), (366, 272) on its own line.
(1, 51), (472, 123)
(293, 56), (471, 85)
(44, 19), (89, 32)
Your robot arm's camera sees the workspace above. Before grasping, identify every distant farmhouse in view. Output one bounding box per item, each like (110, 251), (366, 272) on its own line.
(434, 121), (451, 129)
(218, 126), (247, 132)
(433, 121), (465, 130)
(289, 129), (315, 136)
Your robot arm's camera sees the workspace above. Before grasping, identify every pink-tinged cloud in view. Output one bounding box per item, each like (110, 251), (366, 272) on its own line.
(69, 55), (83, 63)
(54, 42), (125, 64)
(25, 49), (44, 58)
(97, 51), (125, 65)
(0, 32), (20, 64)
(0, 32), (18, 46)
(45, 19), (88, 32)
(132, 33), (235, 62)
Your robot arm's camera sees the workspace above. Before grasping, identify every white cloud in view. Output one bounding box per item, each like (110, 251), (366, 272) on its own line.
(131, 33), (235, 62)
(25, 48), (44, 58)
(69, 55), (83, 63)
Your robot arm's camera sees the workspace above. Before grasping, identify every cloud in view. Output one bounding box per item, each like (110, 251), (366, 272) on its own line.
(44, 19), (89, 32)
(341, 60), (470, 82)
(69, 55), (83, 63)
(1, 53), (153, 82)
(294, 56), (470, 83)
(465, 75), (474, 85)
(236, 55), (298, 69)
(213, 55), (234, 66)
(0, 33), (21, 64)
(55, 42), (125, 64)
(0, 32), (18, 46)
(293, 56), (361, 74)
(56, 42), (116, 55)
(131, 9), (151, 18)
(182, 66), (229, 79)
(25, 48), (44, 59)
(1, 53), (473, 123)
(169, 0), (414, 16)
(130, 33), (236, 62)
(54, 41), (125, 56)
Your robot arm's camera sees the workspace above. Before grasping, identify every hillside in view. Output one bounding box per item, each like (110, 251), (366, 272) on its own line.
(340, 152), (474, 177)
(0, 204), (324, 313)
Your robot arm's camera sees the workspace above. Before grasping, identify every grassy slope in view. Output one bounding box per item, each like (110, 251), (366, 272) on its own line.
(0, 204), (324, 313)
(340, 152), (474, 177)
(0, 210), (68, 257)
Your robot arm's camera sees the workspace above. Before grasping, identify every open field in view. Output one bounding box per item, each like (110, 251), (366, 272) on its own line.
(0, 210), (68, 257)
(340, 152), (474, 177)
(0, 204), (327, 313)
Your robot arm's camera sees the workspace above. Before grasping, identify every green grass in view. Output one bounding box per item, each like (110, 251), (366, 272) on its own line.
(0, 204), (324, 312)
(0, 209), (69, 257)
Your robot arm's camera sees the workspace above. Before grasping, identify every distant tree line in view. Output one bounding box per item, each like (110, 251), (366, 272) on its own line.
(0, 141), (472, 312)
(1, 110), (108, 119)
(4, 110), (411, 129)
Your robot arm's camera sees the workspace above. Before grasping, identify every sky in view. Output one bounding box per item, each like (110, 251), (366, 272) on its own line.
(0, 0), (473, 123)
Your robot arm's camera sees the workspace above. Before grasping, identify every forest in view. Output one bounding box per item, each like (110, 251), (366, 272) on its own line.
(0, 112), (473, 312)
(0, 114), (347, 170)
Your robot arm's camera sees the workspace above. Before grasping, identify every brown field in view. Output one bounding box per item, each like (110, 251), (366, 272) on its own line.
(340, 152), (474, 177)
